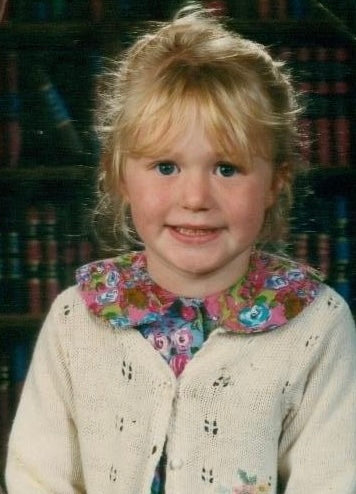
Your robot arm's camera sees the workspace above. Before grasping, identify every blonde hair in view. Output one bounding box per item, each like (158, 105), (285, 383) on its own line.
(94, 3), (303, 252)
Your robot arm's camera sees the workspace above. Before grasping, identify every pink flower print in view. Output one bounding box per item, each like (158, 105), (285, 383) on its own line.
(233, 487), (256, 494)
(205, 295), (221, 319)
(267, 304), (287, 327)
(172, 327), (193, 353)
(147, 332), (171, 357)
(181, 305), (196, 321)
(170, 353), (190, 377)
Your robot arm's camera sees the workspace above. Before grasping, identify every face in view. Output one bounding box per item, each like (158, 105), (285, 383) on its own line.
(121, 121), (277, 297)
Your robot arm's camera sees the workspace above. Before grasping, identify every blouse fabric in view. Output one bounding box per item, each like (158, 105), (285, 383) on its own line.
(6, 251), (356, 494)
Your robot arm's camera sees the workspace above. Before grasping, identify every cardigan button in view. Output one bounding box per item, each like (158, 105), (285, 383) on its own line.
(169, 458), (183, 470)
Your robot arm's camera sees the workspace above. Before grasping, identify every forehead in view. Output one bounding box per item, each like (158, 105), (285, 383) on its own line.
(125, 98), (254, 165)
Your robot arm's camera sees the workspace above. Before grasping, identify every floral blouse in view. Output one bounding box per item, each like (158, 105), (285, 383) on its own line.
(76, 250), (322, 494)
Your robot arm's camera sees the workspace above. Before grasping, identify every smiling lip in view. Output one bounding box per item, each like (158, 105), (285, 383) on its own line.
(168, 225), (222, 244)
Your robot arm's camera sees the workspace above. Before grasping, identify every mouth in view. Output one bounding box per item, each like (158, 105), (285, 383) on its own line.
(172, 226), (218, 236)
(167, 225), (222, 244)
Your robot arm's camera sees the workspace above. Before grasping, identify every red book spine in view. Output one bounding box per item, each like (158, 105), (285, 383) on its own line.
(0, 0), (10, 23)
(258, 0), (270, 19)
(25, 206), (43, 315)
(203, 1), (228, 16)
(90, 0), (103, 22)
(333, 48), (351, 167)
(313, 47), (332, 167)
(5, 51), (22, 168)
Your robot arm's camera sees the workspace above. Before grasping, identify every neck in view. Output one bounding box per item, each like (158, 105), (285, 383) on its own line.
(145, 250), (253, 298)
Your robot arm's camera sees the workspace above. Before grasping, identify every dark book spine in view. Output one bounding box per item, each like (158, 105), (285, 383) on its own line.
(90, 0), (103, 22)
(30, 0), (51, 21)
(0, 233), (5, 312)
(0, 54), (5, 168)
(276, 0), (287, 19)
(332, 196), (351, 302)
(9, 339), (31, 412)
(0, 347), (11, 476)
(52, 0), (67, 20)
(288, 0), (309, 19)
(42, 204), (60, 309)
(6, 231), (26, 313)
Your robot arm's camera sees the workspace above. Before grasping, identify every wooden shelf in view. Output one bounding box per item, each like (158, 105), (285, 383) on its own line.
(0, 21), (94, 48)
(228, 19), (356, 45)
(0, 314), (43, 333)
(308, 167), (356, 197)
(1, 18), (354, 49)
(0, 165), (95, 183)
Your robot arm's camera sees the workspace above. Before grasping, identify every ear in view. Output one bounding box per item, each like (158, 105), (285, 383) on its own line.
(118, 175), (130, 202)
(266, 162), (291, 208)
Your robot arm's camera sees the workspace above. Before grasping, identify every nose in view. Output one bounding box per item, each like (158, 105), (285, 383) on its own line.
(178, 171), (213, 211)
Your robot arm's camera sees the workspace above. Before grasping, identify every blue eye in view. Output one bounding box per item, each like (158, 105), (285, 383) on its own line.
(215, 162), (239, 177)
(155, 161), (178, 176)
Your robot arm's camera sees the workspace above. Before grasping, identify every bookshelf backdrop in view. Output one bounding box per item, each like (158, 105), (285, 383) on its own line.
(0, 0), (355, 488)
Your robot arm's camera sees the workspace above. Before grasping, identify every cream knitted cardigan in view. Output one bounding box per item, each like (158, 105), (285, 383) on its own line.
(6, 284), (356, 493)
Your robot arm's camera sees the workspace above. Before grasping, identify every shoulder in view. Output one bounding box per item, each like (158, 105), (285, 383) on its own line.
(48, 284), (88, 319)
(297, 283), (354, 330)
(284, 283), (356, 366)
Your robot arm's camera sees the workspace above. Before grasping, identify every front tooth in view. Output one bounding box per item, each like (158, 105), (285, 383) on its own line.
(177, 227), (213, 236)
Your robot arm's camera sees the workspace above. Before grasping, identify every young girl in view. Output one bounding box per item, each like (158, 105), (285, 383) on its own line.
(6, 5), (356, 494)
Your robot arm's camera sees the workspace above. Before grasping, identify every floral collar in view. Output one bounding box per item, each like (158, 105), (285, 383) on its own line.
(76, 251), (323, 334)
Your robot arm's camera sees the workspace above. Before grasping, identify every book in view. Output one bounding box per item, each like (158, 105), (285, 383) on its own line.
(9, 339), (32, 412)
(31, 66), (84, 162)
(313, 47), (332, 167)
(0, 348), (11, 477)
(3, 51), (22, 168)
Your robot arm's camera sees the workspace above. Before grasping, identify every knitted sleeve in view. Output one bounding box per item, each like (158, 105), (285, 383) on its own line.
(278, 293), (356, 492)
(5, 292), (85, 493)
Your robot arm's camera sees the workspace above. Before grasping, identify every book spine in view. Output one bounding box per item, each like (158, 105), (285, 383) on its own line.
(0, 233), (5, 312)
(313, 47), (332, 167)
(0, 347), (11, 476)
(33, 67), (84, 158)
(276, 0), (287, 19)
(0, 0), (10, 23)
(52, 0), (67, 20)
(9, 339), (31, 412)
(30, 0), (51, 21)
(332, 47), (351, 167)
(332, 196), (351, 302)
(257, 0), (270, 19)
(25, 206), (43, 315)
(203, 1), (228, 16)
(0, 53), (4, 168)
(42, 203), (60, 310)
(288, 0), (309, 19)
(6, 230), (26, 313)
(4, 51), (22, 168)
(90, 0), (103, 22)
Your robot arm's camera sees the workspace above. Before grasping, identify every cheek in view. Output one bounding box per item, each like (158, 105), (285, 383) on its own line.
(128, 190), (167, 231)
